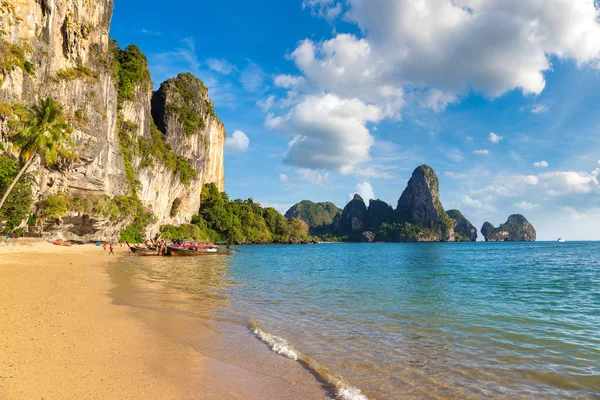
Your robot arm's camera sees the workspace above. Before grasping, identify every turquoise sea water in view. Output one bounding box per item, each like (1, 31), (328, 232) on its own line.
(123, 242), (600, 399)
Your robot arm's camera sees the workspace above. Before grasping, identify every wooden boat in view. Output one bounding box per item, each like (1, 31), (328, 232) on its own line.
(126, 242), (162, 256)
(167, 245), (231, 257)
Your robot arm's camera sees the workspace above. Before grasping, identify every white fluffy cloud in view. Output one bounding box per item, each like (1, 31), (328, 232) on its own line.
(267, 0), (600, 177)
(351, 182), (375, 201)
(279, 173), (289, 183)
(266, 93), (383, 173)
(534, 161), (549, 168)
(289, 35), (405, 116)
(344, 0), (600, 97)
(224, 130), (250, 153)
(489, 132), (503, 144)
(473, 149), (490, 155)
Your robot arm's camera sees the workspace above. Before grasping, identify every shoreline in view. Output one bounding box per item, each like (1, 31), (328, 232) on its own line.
(0, 243), (331, 399)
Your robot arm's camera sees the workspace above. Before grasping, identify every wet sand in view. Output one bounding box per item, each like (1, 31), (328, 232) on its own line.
(0, 243), (330, 399)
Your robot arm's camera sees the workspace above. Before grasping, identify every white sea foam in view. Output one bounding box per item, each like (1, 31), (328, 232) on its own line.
(253, 326), (370, 399)
(337, 386), (369, 400)
(253, 328), (299, 360)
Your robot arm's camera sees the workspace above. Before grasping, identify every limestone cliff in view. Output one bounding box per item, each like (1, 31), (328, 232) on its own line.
(152, 73), (225, 191)
(481, 215), (536, 242)
(336, 194), (369, 234)
(0, 0), (225, 242)
(396, 165), (454, 241)
(447, 209), (477, 242)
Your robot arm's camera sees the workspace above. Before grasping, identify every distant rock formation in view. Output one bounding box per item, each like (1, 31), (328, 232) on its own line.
(284, 200), (341, 232)
(361, 231), (375, 243)
(336, 194), (370, 234)
(447, 209), (478, 242)
(368, 199), (394, 230)
(396, 165), (454, 241)
(481, 215), (536, 242)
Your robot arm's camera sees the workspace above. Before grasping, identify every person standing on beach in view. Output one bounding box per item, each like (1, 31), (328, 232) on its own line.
(108, 244), (114, 255)
(102, 243), (107, 251)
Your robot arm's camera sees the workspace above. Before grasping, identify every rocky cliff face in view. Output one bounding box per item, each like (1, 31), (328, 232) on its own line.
(0, 0), (225, 241)
(368, 199), (394, 230)
(397, 165), (454, 241)
(481, 215), (536, 242)
(336, 194), (369, 233)
(151, 73), (225, 191)
(447, 209), (477, 242)
(1, 0), (124, 198)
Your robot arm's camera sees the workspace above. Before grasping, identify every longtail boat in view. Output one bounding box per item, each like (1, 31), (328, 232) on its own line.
(167, 245), (231, 257)
(126, 242), (162, 256)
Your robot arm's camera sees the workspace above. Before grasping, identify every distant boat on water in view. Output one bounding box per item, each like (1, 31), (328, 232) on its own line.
(557, 238), (566, 243)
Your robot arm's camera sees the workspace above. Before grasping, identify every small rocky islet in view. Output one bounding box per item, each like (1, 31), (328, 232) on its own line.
(286, 165), (537, 243)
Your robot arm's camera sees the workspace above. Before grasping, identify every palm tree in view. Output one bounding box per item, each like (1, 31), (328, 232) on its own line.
(0, 97), (75, 213)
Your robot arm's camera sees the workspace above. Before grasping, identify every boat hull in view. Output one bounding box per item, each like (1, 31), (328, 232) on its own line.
(168, 247), (231, 257)
(128, 244), (162, 256)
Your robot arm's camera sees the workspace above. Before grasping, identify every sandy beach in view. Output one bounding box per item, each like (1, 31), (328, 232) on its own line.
(0, 243), (330, 399)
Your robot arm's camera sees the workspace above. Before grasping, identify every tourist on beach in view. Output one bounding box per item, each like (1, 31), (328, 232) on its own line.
(102, 243), (107, 251)
(108, 244), (114, 255)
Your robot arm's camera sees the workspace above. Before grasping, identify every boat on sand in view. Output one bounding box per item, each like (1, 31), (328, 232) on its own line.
(126, 242), (162, 256)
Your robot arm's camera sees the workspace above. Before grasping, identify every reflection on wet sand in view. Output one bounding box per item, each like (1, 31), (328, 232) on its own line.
(107, 254), (331, 400)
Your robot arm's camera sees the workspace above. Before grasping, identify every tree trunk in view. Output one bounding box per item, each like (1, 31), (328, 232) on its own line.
(0, 157), (34, 213)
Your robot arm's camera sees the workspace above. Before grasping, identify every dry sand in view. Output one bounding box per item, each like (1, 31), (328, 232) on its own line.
(0, 243), (331, 399)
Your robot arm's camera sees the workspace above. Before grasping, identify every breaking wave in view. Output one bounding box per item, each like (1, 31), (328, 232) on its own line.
(252, 326), (368, 400)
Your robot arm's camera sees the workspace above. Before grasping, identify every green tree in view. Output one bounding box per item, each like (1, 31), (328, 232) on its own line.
(0, 97), (75, 214)
(0, 155), (33, 230)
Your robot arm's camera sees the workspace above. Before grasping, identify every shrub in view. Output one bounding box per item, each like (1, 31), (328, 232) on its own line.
(38, 193), (70, 219)
(56, 64), (97, 81)
(111, 42), (152, 104)
(119, 224), (145, 243)
(170, 198), (182, 217)
(0, 40), (33, 75)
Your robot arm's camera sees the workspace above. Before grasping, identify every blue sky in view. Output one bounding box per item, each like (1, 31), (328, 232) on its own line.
(111, 0), (600, 240)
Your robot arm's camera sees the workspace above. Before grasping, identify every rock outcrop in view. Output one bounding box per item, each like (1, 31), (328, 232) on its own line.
(481, 215), (536, 242)
(151, 73), (225, 190)
(336, 194), (369, 234)
(396, 165), (454, 241)
(368, 199), (394, 230)
(284, 200), (341, 232)
(0, 0), (225, 241)
(447, 209), (477, 242)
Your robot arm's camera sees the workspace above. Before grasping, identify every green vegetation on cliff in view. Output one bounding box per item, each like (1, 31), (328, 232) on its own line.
(111, 41), (152, 104)
(161, 183), (311, 244)
(284, 200), (341, 232)
(154, 73), (216, 136)
(0, 40), (34, 78)
(56, 64), (97, 81)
